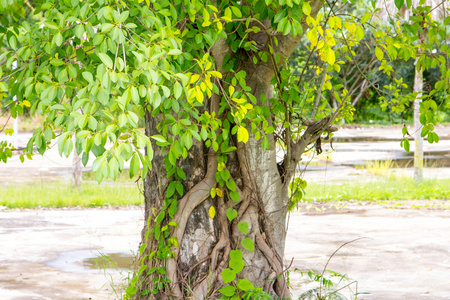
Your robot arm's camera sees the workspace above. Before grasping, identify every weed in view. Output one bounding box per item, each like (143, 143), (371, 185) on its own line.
(296, 239), (370, 300)
(363, 160), (395, 176)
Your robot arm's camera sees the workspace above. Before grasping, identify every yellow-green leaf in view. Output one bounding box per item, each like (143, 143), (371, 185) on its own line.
(375, 47), (383, 61)
(237, 126), (249, 143)
(210, 187), (216, 198)
(327, 48), (335, 65)
(302, 2), (311, 15)
(209, 206), (216, 219)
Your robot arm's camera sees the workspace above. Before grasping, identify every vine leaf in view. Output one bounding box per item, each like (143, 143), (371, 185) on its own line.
(209, 206), (216, 219)
(237, 279), (255, 291)
(238, 222), (249, 235)
(241, 238), (254, 252)
(219, 285), (236, 297)
(226, 208), (237, 222)
(221, 268), (236, 283)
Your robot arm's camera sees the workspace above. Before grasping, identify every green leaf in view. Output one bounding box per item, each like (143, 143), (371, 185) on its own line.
(231, 6), (242, 18)
(230, 190), (240, 203)
(98, 53), (113, 69)
(76, 130), (90, 138)
(117, 10), (129, 23)
(118, 114), (127, 127)
(219, 285), (236, 297)
(229, 257), (244, 273)
(221, 268), (236, 283)
(226, 208), (237, 222)
(88, 116), (97, 131)
(130, 154), (140, 178)
(433, 132), (440, 143)
(131, 86), (140, 103)
(394, 0), (404, 10)
(241, 238), (254, 252)
(82, 72), (94, 84)
(8, 35), (17, 49)
(50, 59), (65, 66)
(168, 49), (182, 56)
(403, 138), (410, 152)
(238, 222), (249, 235)
(230, 249), (243, 260)
(237, 279), (254, 291)
(44, 20), (59, 30)
(54, 33), (63, 46)
(226, 180), (236, 191)
(74, 24), (85, 38)
(402, 125), (407, 136)
(151, 134), (166, 142)
(174, 82), (182, 99)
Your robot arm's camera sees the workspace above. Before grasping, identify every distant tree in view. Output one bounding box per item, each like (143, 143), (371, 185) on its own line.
(375, 0), (450, 181)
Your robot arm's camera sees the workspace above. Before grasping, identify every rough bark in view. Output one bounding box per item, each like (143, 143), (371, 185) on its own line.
(136, 1), (332, 299)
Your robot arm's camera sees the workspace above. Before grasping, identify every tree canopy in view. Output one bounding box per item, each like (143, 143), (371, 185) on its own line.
(1, 0), (449, 298)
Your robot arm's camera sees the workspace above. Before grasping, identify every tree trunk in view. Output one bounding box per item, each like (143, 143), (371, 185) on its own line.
(413, 56), (423, 182)
(72, 134), (82, 188)
(139, 73), (290, 300)
(136, 2), (327, 299)
(414, 29), (425, 182)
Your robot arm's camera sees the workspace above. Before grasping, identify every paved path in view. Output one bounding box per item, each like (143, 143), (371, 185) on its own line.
(1, 203), (449, 299)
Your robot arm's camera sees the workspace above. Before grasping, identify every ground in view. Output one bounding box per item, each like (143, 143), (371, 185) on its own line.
(0, 126), (449, 299)
(1, 203), (449, 299)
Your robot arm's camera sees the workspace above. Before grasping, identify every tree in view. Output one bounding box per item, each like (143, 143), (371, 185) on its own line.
(0, 0), (448, 299)
(375, 0), (449, 181)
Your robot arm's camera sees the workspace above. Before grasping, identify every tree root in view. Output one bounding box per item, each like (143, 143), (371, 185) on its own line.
(255, 232), (290, 298)
(192, 197), (231, 299)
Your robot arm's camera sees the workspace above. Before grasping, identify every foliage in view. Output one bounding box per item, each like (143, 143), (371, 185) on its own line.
(1, 0), (450, 298)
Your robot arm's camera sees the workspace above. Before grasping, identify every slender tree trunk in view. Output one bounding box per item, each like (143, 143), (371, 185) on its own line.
(72, 134), (82, 187)
(414, 33), (424, 182)
(413, 58), (423, 181)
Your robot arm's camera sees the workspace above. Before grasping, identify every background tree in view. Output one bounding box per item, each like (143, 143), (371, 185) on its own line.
(375, 0), (450, 181)
(0, 0), (448, 299)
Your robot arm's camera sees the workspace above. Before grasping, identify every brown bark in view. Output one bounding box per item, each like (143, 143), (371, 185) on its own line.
(136, 1), (330, 299)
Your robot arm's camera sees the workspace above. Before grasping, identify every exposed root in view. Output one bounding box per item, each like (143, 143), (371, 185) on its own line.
(255, 232), (290, 297)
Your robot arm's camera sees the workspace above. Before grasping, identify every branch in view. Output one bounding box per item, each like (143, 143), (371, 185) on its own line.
(284, 116), (337, 183)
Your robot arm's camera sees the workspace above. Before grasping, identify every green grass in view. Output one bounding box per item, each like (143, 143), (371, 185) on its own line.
(304, 176), (450, 202)
(0, 182), (143, 209)
(3, 174), (449, 209)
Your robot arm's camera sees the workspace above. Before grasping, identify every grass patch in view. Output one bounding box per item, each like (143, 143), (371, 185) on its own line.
(0, 182), (143, 209)
(82, 169), (140, 182)
(304, 176), (450, 202)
